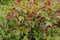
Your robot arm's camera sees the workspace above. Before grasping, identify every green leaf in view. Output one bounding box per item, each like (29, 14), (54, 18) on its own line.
(0, 5), (12, 11)
(0, 0), (1, 2)
(40, 11), (46, 17)
(35, 0), (39, 2)
(18, 16), (24, 21)
(30, 21), (35, 27)
(51, 18), (57, 23)
(22, 0), (26, 4)
(53, 4), (60, 11)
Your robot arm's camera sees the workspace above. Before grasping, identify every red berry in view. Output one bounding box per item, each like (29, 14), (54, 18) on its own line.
(21, 24), (26, 26)
(9, 25), (14, 29)
(26, 14), (32, 18)
(18, 0), (21, 3)
(37, 15), (40, 18)
(30, 18), (33, 20)
(42, 29), (46, 33)
(6, 15), (11, 19)
(34, 1), (38, 5)
(32, 10), (36, 15)
(28, 14), (32, 17)
(48, 0), (51, 5)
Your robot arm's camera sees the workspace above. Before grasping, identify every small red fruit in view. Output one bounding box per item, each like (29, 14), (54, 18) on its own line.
(9, 25), (14, 29)
(48, 0), (51, 6)
(21, 24), (26, 26)
(37, 15), (40, 18)
(34, 1), (38, 5)
(26, 14), (32, 18)
(6, 11), (11, 19)
(42, 29), (46, 33)
(30, 18), (33, 20)
(6, 15), (11, 19)
(32, 10), (37, 15)
(17, 0), (21, 3)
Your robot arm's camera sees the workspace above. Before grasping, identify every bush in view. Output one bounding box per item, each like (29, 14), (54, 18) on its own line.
(0, 0), (60, 40)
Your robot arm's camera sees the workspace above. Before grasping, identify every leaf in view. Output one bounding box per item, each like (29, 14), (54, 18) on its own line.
(35, 0), (39, 2)
(51, 18), (57, 23)
(40, 11), (45, 17)
(46, 21), (51, 26)
(30, 21), (35, 27)
(0, 11), (8, 27)
(0, 0), (1, 2)
(0, 5), (12, 11)
(24, 29), (28, 34)
(22, 0), (26, 4)
(18, 16), (24, 21)
(53, 4), (60, 11)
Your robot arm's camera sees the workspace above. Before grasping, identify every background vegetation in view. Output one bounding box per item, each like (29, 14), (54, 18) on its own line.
(0, 0), (60, 40)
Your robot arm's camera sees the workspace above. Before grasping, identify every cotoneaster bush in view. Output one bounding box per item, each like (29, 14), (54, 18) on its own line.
(0, 0), (60, 40)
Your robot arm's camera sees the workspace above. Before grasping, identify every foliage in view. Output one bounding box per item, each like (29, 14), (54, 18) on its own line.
(0, 0), (60, 40)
